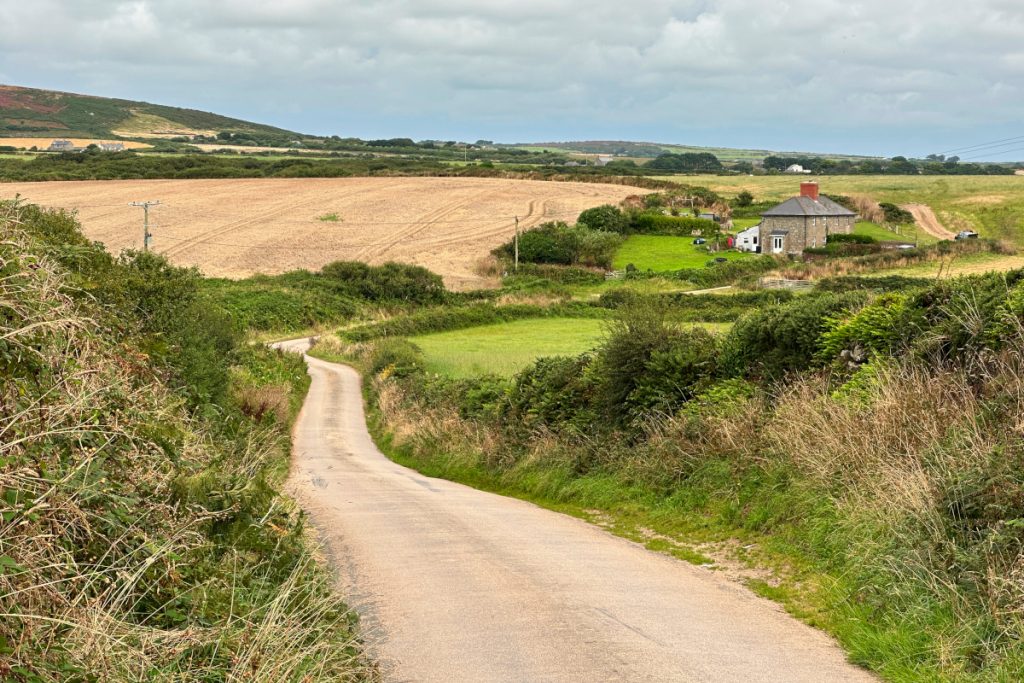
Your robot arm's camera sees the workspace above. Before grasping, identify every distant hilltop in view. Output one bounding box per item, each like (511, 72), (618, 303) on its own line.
(0, 84), (301, 145)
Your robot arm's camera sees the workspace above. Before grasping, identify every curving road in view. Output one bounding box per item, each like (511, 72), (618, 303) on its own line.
(276, 338), (877, 683)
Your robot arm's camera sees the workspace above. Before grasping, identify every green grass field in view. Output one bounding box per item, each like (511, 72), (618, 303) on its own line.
(658, 174), (1024, 245)
(411, 318), (607, 378)
(851, 220), (925, 243)
(411, 318), (731, 378)
(731, 217), (761, 230)
(613, 235), (750, 272)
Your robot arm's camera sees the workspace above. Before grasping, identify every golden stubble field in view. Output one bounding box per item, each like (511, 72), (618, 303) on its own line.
(0, 177), (646, 288)
(0, 138), (152, 150)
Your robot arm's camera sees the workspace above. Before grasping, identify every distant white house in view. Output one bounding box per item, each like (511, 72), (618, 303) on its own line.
(98, 142), (125, 152)
(595, 155), (614, 167)
(785, 163), (812, 174)
(736, 225), (761, 252)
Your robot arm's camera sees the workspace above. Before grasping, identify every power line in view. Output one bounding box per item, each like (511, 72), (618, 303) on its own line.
(938, 134), (1024, 156)
(960, 144), (1024, 162)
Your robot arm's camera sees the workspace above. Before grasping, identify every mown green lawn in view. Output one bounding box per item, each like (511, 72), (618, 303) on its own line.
(612, 235), (750, 272)
(411, 318), (731, 378)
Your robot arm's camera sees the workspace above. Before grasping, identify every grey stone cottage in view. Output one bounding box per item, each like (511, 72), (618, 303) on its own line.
(756, 182), (856, 255)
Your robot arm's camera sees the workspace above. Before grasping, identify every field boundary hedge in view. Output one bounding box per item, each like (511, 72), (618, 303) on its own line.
(342, 302), (608, 341)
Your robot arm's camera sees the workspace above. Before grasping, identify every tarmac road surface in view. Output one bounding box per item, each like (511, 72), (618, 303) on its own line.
(276, 338), (877, 683)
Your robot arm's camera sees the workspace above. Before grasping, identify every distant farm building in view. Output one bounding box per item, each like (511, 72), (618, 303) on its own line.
(48, 139), (75, 152)
(98, 142), (125, 152)
(595, 155), (614, 167)
(756, 182), (856, 255)
(785, 163), (812, 174)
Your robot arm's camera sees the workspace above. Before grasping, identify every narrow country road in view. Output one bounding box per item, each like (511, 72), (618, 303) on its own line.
(276, 338), (877, 683)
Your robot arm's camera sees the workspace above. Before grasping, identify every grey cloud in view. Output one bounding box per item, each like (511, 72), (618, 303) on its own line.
(0, 0), (1021, 155)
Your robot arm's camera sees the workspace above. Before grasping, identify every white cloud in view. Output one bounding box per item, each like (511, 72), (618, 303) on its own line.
(0, 0), (1021, 155)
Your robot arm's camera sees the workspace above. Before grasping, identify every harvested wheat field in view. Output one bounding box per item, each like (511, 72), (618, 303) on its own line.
(0, 177), (646, 288)
(0, 137), (152, 150)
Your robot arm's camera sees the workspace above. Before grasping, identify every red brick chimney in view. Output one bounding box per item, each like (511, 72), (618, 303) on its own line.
(800, 182), (820, 201)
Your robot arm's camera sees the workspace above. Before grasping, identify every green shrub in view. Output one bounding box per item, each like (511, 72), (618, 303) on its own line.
(627, 327), (719, 416)
(595, 303), (693, 423)
(503, 355), (599, 435)
(576, 229), (626, 268)
(827, 233), (877, 244)
(578, 204), (629, 233)
(720, 292), (868, 379)
(879, 202), (914, 224)
(815, 275), (934, 293)
(818, 293), (926, 362)
(496, 222), (623, 268)
(202, 277), (358, 331)
(511, 263), (605, 284)
(631, 213), (718, 237)
(321, 260), (446, 304)
(661, 256), (777, 288)
(368, 338), (424, 377)
(512, 221), (578, 264)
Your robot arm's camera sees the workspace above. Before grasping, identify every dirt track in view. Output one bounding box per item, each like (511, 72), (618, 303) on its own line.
(904, 203), (956, 240)
(278, 337), (878, 682)
(0, 177), (643, 289)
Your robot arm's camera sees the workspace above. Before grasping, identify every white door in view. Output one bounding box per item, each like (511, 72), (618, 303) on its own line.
(772, 235), (784, 254)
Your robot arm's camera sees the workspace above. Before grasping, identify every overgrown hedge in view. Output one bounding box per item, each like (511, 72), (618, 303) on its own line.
(493, 221), (623, 268)
(631, 212), (719, 236)
(342, 301), (609, 341)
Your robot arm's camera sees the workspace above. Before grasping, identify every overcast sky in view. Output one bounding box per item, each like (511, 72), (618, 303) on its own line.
(1, 0), (1022, 159)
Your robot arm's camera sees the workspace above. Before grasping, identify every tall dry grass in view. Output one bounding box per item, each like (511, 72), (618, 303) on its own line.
(1, 214), (372, 680)
(850, 194), (885, 224)
(765, 354), (1024, 656)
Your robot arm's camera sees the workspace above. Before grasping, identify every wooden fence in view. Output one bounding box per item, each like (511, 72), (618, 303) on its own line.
(758, 277), (814, 290)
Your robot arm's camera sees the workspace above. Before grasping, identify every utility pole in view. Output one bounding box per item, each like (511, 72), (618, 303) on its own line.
(129, 201), (160, 251)
(514, 215), (520, 272)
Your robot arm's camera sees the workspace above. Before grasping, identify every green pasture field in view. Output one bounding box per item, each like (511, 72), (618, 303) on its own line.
(410, 318), (730, 378)
(659, 174), (1024, 244)
(851, 220), (926, 243)
(411, 318), (606, 378)
(612, 235), (750, 272)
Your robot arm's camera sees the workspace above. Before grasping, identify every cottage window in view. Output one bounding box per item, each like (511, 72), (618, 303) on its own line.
(772, 235), (784, 253)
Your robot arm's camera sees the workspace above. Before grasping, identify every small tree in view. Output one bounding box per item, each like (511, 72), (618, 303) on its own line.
(735, 190), (754, 207)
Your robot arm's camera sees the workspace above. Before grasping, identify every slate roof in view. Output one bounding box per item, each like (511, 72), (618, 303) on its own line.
(761, 195), (856, 217)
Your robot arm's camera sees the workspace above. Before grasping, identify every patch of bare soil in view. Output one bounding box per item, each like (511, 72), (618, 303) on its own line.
(903, 203), (957, 240)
